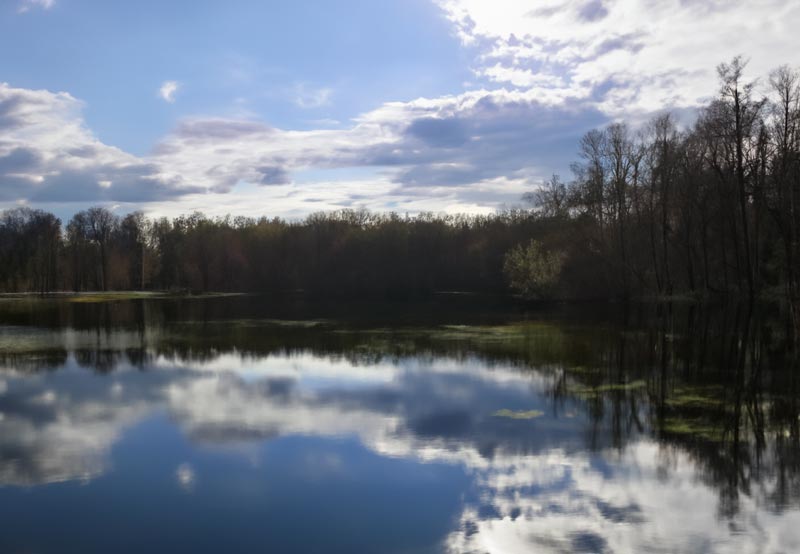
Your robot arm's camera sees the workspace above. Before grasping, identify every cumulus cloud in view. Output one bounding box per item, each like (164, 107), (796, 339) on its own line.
(0, 82), (199, 206)
(158, 80), (180, 103)
(434, 0), (800, 115)
(2, 81), (573, 214)
(5, 1), (800, 215)
(147, 87), (604, 215)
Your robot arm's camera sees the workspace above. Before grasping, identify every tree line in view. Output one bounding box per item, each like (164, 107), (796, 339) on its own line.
(521, 57), (800, 302)
(0, 206), (552, 297)
(1, 57), (799, 301)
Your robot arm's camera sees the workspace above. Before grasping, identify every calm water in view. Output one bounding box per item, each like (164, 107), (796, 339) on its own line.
(1, 295), (799, 553)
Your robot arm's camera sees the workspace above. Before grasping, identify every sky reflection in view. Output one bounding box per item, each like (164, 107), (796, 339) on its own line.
(1, 312), (799, 553)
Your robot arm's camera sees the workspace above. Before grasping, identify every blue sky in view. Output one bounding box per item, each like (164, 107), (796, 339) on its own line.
(2, 0), (799, 219)
(2, 0), (471, 153)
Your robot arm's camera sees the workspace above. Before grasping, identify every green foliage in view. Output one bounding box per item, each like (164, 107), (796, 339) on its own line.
(492, 409), (544, 420)
(503, 240), (564, 300)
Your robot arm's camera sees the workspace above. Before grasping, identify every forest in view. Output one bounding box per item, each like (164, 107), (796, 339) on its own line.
(1, 58), (799, 301)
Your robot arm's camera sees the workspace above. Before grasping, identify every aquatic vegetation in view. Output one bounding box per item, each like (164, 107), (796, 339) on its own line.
(568, 379), (648, 396)
(661, 418), (726, 442)
(66, 291), (245, 303)
(664, 388), (724, 409)
(67, 292), (165, 303)
(492, 409), (545, 419)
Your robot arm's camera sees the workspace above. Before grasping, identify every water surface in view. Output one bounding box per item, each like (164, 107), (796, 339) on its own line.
(0, 296), (798, 553)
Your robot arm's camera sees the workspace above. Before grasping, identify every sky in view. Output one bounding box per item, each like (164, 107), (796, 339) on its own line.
(1, 0), (799, 221)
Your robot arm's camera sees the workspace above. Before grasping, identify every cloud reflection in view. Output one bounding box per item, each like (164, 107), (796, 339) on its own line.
(0, 343), (798, 552)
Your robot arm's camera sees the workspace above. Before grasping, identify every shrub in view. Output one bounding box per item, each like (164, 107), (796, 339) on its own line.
(503, 240), (564, 300)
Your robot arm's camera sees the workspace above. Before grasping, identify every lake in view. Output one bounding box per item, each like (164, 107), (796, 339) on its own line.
(0, 295), (799, 553)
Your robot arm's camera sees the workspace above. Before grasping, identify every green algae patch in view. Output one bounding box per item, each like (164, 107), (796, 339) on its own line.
(569, 379), (647, 397)
(66, 291), (247, 303)
(567, 365), (604, 375)
(435, 325), (527, 341)
(662, 385), (727, 410)
(0, 333), (57, 354)
(664, 393), (722, 409)
(67, 292), (163, 303)
(661, 418), (725, 441)
(440, 323), (554, 336)
(492, 409), (545, 420)
(232, 318), (329, 328)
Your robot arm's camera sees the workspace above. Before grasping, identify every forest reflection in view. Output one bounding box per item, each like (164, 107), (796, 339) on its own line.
(0, 297), (799, 551)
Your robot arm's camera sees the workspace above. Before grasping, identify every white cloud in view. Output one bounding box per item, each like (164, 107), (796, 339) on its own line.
(0, 83), (196, 206)
(17, 0), (55, 13)
(2, 79), (576, 215)
(6, 1), (800, 216)
(158, 80), (180, 103)
(434, 0), (800, 115)
(146, 86), (595, 213)
(443, 442), (800, 554)
(2, 332), (800, 553)
(293, 84), (333, 109)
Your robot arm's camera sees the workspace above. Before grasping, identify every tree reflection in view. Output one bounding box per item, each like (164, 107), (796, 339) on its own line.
(1, 297), (799, 520)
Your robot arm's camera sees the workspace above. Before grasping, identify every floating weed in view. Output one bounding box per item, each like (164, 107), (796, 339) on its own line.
(569, 380), (647, 396)
(332, 328), (395, 335)
(665, 393), (722, 409)
(435, 323), (561, 342)
(67, 292), (161, 303)
(66, 292), (246, 303)
(492, 409), (545, 420)
(568, 365), (603, 375)
(663, 385), (727, 410)
(256, 319), (329, 328)
(662, 418), (725, 441)
(178, 318), (330, 328)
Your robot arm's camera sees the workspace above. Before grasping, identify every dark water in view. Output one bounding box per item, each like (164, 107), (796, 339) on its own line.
(1, 295), (799, 554)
